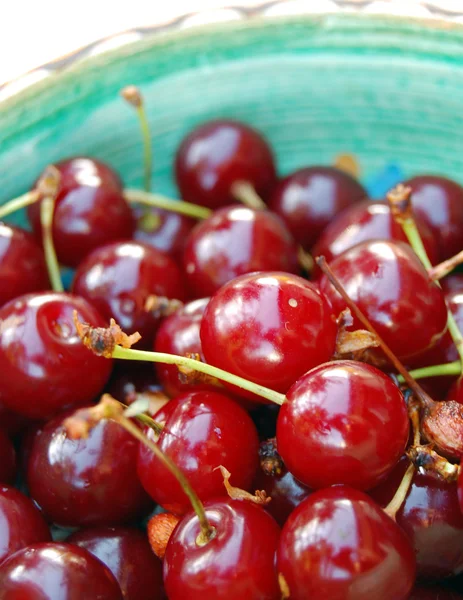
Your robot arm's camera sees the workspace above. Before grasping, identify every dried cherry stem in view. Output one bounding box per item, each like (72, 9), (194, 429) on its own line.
(40, 167), (63, 292)
(0, 190), (39, 220)
(231, 181), (267, 210)
(383, 463), (415, 521)
(399, 360), (461, 382)
(428, 249), (463, 281)
(124, 189), (211, 220)
(121, 86), (153, 192)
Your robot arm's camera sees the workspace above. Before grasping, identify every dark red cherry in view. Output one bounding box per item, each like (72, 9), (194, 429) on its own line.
(277, 486), (415, 600)
(0, 223), (49, 307)
(0, 430), (16, 484)
(371, 456), (463, 579)
(137, 390), (259, 514)
(0, 292), (112, 420)
(0, 401), (30, 437)
(183, 205), (298, 298)
(72, 241), (186, 346)
(68, 527), (163, 600)
(27, 407), (152, 527)
(405, 174), (463, 261)
(311, 199), (438, 271)
(269, 166), (367, 250)
(0, 542), (123, 599)
(28, 156), (134, 267)
(201, 271), (337, 394)
(175, 120), (277, 210)
(277, 360), (408, 490)
(164, 498), (280, 599)
(319, 240), (448, 363)
(0, 485), (51, 565)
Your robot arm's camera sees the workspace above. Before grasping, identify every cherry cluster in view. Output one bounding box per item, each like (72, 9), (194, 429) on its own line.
(1, 100), (463, 600)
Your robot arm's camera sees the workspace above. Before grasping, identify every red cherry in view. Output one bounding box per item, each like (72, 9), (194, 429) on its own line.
(175, 120), (277, 210)
(0, 430), (16, 484)
(319, 240), (448, 363)
(200, 271), (337, 394)
(72, 241), (186, 346)
(277, 360), (408, 490)
(0, 223), (49, 308)
(27, 407), (152, 527)
(269, 166), (367, 249)
(137, 390), (259, 514)
(0, 401), (30, 437)
(183, 205), (298, 298)
(0, 485), (51, 565)
(0, 292), (112, 420)
(0, 542), (123, 598)
(277, 486), (415, 600)
(68, 526), (163, 600)
(164, 498), (280, 600)
(28, 156), (134, 267)
(405, 174), (463, 261)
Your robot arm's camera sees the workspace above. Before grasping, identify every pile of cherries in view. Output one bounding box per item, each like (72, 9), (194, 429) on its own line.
(1, 112), (463, 600)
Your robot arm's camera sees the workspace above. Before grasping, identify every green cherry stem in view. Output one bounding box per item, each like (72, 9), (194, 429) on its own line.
(231, 181), (267, 210)
(399, 361), (462, 383)
(0, 190), (39, 220)
(124, 188), (211, 220)
(40, 196), (64, 293)
(428, 249), (463, 282)
(383, 463), (415, 521)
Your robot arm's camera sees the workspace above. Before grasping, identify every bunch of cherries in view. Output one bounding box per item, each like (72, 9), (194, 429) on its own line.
(1, 86), (463, 600)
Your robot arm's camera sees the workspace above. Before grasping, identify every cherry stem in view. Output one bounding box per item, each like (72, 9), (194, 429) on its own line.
(399, 361), (461, 382)
(0, 190), (39, 220)
(428, 249), (463, 281)
(231, 181), (267, 210)
(123, 189), (211, 220)
(383, 463), (415, 521)
(112, 345), (286, 406)
(40, 194), (63, 293)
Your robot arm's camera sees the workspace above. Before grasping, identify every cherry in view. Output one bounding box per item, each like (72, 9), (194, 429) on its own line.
(68, 526), (163, 600)
(277, 486), (415, 600)
(0, 292), (112, 420)
(28, 156), (134, 267)
(442, 272), (463, 294)
(311, 199), (438, 271)
(0, 485), (51, 565)
(72, 241), (186, 346)
(27, 407), (152, 527)
(183, 205), (299, 298)
(0, 402), (30, 437)
(0, 542), (123, 599)
(200, 271), (337, 394)
(277, 360), (408, 490)
(163, 498), (280, 599)
(137, 390), (259, 514)
(319, 240), (448, 363)
(0, 223), (49, 308)
(405, 174), (463, 261)
(175, 120), (277, 210)
(0, 430), (16, 484)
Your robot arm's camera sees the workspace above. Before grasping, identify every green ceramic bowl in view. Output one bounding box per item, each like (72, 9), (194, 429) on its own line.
(1, 13), (463, 225)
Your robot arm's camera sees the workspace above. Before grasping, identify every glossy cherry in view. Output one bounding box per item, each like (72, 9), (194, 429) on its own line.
(0, 430), (16, 484)
(0, 542), (123, 599)
(163, 498), (280, 599)
(0, 485), (51, 565)
(319, 240), (448, 363)
(72, 241), (186, 346)
(0, 223), (49, 308)
(277, 486), (416, 600)
(183, 205), (298, 298)
(269, 166), (367, 250)
(28, 156), (134, 267)
(68, 527), (163, 600)
(27, 407), (152, 527)
(201, 271), (337, 394)
(137, 390), (259, 514)
(0, 292), (112, 420)
(175, 120), (277, 210)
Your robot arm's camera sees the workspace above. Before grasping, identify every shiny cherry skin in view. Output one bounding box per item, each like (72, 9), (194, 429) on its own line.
(269, 166), (367, 250)
(133, 205), (195, 263)
(28, 156), (134, 267)
(164, 498), (280, 600)
(68, 527), (163, 600)
(0, 431), (16, 484)
(319, 240), (448, 363)
(0, 292), (112, 420)
(311, 199), (438, 271)
(137, 390), (259, 514)
(183, 205), (299, 298)
(0, 485), (50, 565)
(27, 408), (152, 527)
(371, 456), (463, 579)
(201, 271), (337, 394)
(277, 486), (415, 600)
(405, 174), (463, 261)
(0, 223), (49, 308)
(277, 360), (408, 490)
(72, 241), (186, 346)
(0, 542), (123, 599)
(175, 120), (277, 210)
